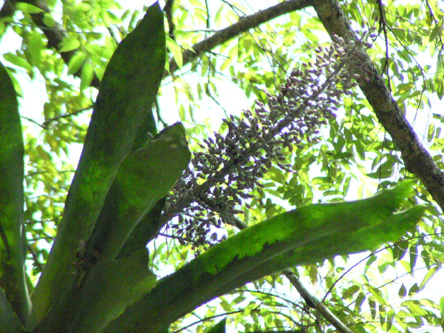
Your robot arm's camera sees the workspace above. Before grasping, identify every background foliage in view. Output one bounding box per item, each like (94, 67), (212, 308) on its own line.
(1, 0), (444, 331)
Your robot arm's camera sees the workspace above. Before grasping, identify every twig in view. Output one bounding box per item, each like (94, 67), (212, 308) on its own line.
(163, 0), (176, 40)
(2, 0), (311, 93)
(21, 106), (92, 129)
(233, 222), (353, 333)
(42, 106), (92, 127)
(21, 116), (45, 129)
(376, 0), (391, 87)
(167, 0), (311, 74)
(283, 270), (353, 333)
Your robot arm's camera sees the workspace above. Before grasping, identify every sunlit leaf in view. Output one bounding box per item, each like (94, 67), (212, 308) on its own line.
(419, 266), (439, 291)
(16, 2), (45, 14)
(105, 182), (425, 331)
(31, 2), (166, 323)
(59, 36), (81, 53)
(0, 61), (31, 328)
(3, 53), (32, 71)
(166, 36), (183, 68)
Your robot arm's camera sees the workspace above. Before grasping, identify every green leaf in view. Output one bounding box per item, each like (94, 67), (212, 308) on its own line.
(166, 36), (183, 68)
(369, 299), (376, 319)
(117, 197), (165, 259)
(419, 266), (439, 291)
(439, 297), (444, 313)
(206, 318), (226, 333)
(367, 159), (394, 179)
(0, 62), (31, 328)
(386, 309), (395, 331)
(105, 181), (425, 331)
(0, 288), (23, 332)
(3, 53), (32, 71)
(354, 292), (366, 312)
(429, 25), (443, 42)
(42, 13), (57, 28)
(201, 180), (420, 275)
(343, 285), (360, 299)
(15, 2), (45, 14)
(59, 36), (81, 53)
(72, 250), (156, 332)
(401, 300), (427, 316)
(80, 62), (94, 90)
(27, 31), (45, 65)
(408, 283), (420, 296)
(86, 123), (190, 261)
(31, 2), (166, 323)
(399, 284), (407, 298)
(67, 52), (86, 75)
(409, 244), (418, 271)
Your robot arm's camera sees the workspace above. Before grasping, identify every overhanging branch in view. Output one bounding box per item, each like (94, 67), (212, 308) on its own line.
(310, 0), (444, 211)
(1, 0), (311, 89)
(168, 0), (311, 73)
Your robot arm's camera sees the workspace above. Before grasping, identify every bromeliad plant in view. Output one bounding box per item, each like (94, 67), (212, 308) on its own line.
(0, 3), (425, 332)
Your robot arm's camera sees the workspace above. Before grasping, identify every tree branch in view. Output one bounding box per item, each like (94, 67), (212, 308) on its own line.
(168, 0), (311, 74)
(234, 222), (353, 333)
(283, 270), (353, 333)
(163, 0), (176, 40)
(310, 0), (444, 211)
(3, 0), (311, 91)
(24, 0), (101, 88)
(0, 0), (101, 87)
(0, 0), (17, 19)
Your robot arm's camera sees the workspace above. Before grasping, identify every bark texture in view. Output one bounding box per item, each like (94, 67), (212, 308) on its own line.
(311, 0), (444, 211)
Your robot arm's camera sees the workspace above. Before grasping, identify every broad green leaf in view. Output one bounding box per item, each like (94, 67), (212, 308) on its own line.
(36, 249), (156, 332)
(0, 288), (23, 332)
(401, 300), (427, 316)
(0, 62), (31, 328)
(115, 114), (169, 260)
(201, 181), (419, 275)
(408, 283), (420, 296)
(369, 299), (376, 319)
(32, 2), (166, 322)
(27, 31), (45, 65)
(439, 297), (444, 313)
(117, 197), (165, 259)
(86, 123), (190, 261)
(429, 25), (442, 42)
(409, 243), (418, 271)
(42, 13), (57, 28)
(105, 181), (425, 332)
(354, 292), (366, 312)
(73, 250), (157, 332)
(386, 309), (395, 331)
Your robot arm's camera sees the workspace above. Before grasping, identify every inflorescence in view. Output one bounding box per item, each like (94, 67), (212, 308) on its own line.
(161, 34), (371, 248)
